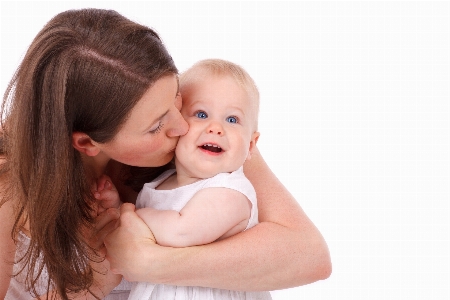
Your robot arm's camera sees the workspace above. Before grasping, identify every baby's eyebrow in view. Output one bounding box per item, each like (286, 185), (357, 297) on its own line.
(230, 106), (246, 117)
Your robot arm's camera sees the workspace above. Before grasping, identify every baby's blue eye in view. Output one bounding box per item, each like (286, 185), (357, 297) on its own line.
(226, 116), (237, 123)
(195, 111), (208, 119)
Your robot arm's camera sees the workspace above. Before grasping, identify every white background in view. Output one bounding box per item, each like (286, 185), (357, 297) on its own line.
(1, 1), (449, 299)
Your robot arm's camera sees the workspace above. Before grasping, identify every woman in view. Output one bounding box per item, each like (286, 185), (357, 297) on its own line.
(0, 8), (331, 300)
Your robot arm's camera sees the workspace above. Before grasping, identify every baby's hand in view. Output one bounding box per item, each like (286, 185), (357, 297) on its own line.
(93, 174), (122, 215)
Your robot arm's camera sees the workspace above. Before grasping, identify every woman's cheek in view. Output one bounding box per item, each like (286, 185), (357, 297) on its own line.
(122, 138), (163, 161)
(145, 135), (165, 153)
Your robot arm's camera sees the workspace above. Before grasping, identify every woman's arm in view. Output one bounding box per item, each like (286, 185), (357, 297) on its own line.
(105, 147), (331, 291)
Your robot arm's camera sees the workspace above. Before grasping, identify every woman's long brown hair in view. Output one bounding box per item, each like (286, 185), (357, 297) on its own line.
(0, 9), (177, 299)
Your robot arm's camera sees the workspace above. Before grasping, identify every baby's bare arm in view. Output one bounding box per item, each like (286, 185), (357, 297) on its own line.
(136, 188), (250, 247)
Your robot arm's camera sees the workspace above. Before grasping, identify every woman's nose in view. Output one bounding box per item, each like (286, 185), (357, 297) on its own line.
(167, 109), (189, 137)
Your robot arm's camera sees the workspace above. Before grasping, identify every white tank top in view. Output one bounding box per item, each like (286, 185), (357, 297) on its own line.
(129, 167), (272, 300)
(136, 166), (259, 231)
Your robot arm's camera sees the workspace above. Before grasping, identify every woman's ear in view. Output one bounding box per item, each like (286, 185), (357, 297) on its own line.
(72, 132), (101, 157)
(246, 132), (260, 161)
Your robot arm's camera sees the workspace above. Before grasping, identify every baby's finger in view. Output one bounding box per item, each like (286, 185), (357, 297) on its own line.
(97, 189), (122, 209)
(90, 180), (99, 194)
(96, 174), (110, 192)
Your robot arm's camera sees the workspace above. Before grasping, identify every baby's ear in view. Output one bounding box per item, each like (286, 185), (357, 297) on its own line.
(246, 132), (260, 161)
(72, 132), (101, 156)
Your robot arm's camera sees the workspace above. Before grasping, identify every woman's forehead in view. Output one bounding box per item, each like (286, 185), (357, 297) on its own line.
(124, 75), (178, 129)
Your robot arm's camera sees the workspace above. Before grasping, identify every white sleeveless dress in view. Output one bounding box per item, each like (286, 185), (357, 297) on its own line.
(129, 166), (272, 300)
(5, 231), (132, 299)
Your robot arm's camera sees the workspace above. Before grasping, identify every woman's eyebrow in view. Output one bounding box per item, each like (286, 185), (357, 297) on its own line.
(156, 110), (170, 121)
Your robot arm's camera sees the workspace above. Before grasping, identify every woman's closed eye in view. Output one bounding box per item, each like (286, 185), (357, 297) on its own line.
(149, 121), (164, 134)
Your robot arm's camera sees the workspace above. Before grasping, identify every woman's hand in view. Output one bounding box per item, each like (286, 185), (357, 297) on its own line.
(104, 203), (158, 282)
(88, 208), (121, 253)
(87, 208), (123, 291)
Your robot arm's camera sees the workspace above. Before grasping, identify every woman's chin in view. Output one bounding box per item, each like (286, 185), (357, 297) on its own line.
(150, 152), (175, 167)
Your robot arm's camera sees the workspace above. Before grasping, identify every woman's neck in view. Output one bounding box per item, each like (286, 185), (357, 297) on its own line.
(81, 152), (110, 181)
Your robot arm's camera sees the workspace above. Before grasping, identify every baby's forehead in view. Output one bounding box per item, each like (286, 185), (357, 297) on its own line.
(191, 71), (256, 98)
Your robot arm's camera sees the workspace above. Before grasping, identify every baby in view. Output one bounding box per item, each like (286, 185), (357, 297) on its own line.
(97, 59), (271, 300)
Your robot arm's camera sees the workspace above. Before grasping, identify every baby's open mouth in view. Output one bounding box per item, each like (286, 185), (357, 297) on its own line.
(201, 144), (223, 153)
